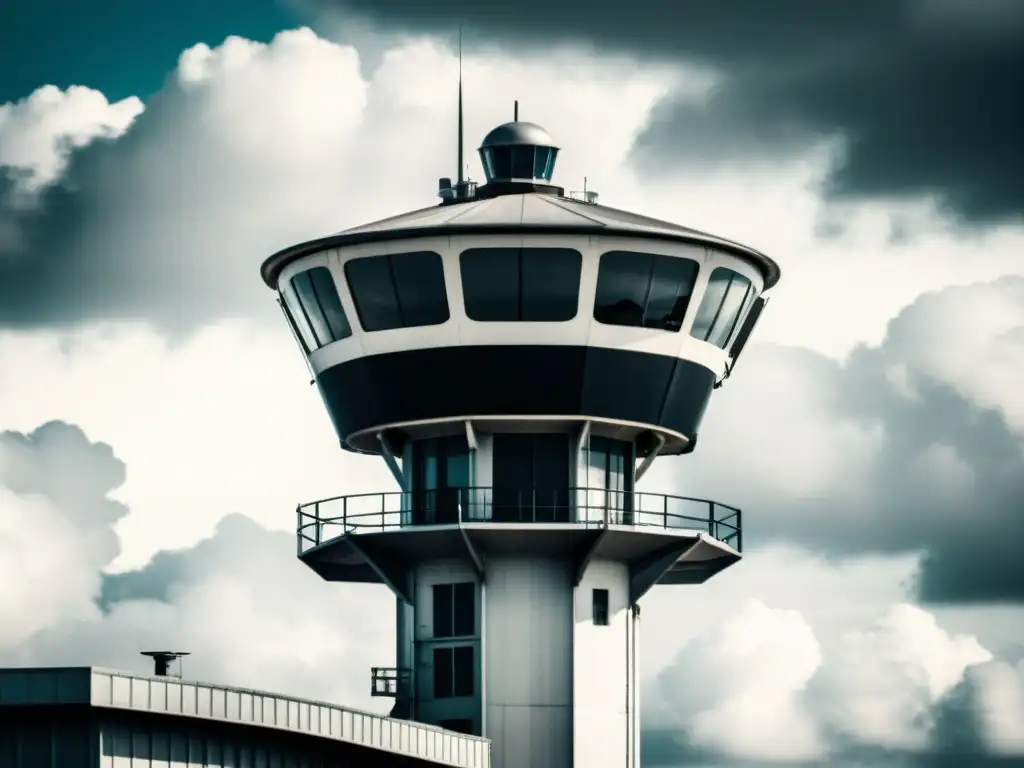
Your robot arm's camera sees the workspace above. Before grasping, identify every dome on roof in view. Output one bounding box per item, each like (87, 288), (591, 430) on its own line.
(480, 121), (557, 149)
(478, 122), (560, 185)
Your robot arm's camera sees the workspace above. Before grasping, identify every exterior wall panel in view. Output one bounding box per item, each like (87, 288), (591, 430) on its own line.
(574, 559), (632, 768)
(483, 556), (573, 768)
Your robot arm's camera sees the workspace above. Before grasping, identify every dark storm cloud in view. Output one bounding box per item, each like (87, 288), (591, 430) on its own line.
(311, 0), (1024, 223)
(668, 276), (1024, 604)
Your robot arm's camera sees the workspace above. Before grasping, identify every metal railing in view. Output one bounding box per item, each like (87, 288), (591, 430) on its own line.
(371, 667), (412, 699)
(297, 487), (741, 554)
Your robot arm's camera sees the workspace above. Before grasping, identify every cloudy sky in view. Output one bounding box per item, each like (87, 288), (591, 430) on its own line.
(1, 1), (1022, 765)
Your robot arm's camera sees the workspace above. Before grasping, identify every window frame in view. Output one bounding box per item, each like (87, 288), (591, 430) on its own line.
(690, 266), (757, 350)
(433, 646), (475, 699)
(592, 250), (700, 333)
(432, 582), (476, 638)
(343, 250), (450, 332)
(459, 246), (583, 323)
(281, 265), (352, 352)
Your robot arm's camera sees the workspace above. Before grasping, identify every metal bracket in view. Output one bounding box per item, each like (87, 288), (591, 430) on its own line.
(376, 431), (408, 491)
(347, 535), (414, 605)
(465, 420), (478, 451)
(573, 528), (609, 586)
(629, 539), (698, 604)
(634, 432), (666, 483)
(459, 527), (485, 581)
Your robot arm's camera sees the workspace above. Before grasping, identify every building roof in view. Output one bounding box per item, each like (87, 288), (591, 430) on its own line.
(0, 666), (489, 768)
(260, 192), (781, 290)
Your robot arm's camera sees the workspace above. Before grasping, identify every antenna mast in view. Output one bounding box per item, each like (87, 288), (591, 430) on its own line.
(457, 26), (464, 186)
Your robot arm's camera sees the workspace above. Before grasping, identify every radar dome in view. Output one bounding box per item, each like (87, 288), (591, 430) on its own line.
(478, 121), (559, 184)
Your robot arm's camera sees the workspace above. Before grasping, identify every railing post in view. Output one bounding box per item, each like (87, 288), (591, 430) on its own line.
(343, 495), (348, 533)
(709, 502), (716, 538)
(663, 494), (668, 529)
(296, 505), (302, 554)
(737, 508), (743, 552)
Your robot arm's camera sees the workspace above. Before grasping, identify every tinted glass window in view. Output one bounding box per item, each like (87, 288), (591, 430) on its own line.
(483, 147), (512, 180)
(433, 582), (475, 638)
(533, 147), (558, 181)
(438, 719), (474, 735)
(453, 646), (474, 696)
(511, 146), (534, 179)
(345, 251), (449, 332)
(461, 248), (581, 322)
(433, 647), (475, 699)
(282, 266), (351, 351)
(594, 251), (699, 332)
(593, 588), (609, 626)
(690, 267), (755, 349)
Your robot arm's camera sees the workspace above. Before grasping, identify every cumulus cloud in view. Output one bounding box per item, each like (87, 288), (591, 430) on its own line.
(0, 420), (392, 708)
(0, 27), (674, 333)
(0, 84), (142, 193)
(307, 0), (1024, 224)
(648, 600), (1018, 765)
(0, 27), (1020, 358)
(646, 276), (1024, 603)
(652, 600), (823, 762)
(0, 320), (395, 570)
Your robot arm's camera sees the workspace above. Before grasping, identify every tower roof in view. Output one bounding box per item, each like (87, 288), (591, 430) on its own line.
(479, 121), (557, 149)
(261, 193), (781, 290)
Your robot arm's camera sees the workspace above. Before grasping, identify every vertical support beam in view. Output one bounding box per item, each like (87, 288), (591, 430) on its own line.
(376, 431), (408, 492)
(465, 420), (478, 451)
(634, 432), (666, 483)
(576, 420), (592, 466)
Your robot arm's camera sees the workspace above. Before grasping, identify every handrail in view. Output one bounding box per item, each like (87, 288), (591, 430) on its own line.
(295, 486), (742, 554)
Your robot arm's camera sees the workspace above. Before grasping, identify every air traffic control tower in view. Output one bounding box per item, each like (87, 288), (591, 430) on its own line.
(260, 114), (780, 768)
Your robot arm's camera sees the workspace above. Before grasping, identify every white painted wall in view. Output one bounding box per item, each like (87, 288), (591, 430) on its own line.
(573, 559), (633, 768)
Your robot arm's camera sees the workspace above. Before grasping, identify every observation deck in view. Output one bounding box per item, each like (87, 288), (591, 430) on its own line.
(296, 487), (741, 601)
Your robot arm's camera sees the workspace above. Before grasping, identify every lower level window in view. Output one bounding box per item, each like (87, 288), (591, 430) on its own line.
(593, 588), (609, 626)
(438, 718), (475, 735)
(434, 646), (474, 698)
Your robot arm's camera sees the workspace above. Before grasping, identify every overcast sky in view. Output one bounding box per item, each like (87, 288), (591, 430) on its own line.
(1, 2), (1022, 766)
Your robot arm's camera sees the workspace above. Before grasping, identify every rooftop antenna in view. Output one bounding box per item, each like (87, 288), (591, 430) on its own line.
(141, 651), (190, 679)
(457, 26), (464, 187)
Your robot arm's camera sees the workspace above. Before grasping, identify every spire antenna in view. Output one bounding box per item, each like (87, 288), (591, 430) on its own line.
(457, 26), (464, 186)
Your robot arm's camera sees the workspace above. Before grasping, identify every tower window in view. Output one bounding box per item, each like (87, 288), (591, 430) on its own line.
(344, 251), (449, 332)
(593, 589), (609, 626)
(438, 718), (475, 735)
(281, 266), (352, 351)
(690, 267), (756, 349)
(585, 436), (634, 523)
(433, 646), (474, 698)
(593, 251), (699, 332)
(433, 582), (476, 638)
(460, 247), (581, 322)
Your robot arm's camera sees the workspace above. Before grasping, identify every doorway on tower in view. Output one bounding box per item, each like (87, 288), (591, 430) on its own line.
(585, 436), (634, 525)
(411, 436), (471, 524)
(492, 433), (571, 522)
